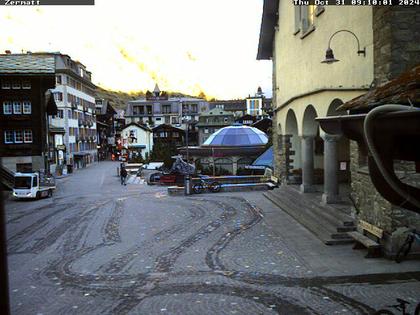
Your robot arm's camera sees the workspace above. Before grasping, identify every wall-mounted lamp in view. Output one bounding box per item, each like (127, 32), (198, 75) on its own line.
(321, 30), (366, 64)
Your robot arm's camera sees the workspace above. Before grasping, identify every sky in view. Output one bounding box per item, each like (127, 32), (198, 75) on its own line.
(0, 0), (272, 100)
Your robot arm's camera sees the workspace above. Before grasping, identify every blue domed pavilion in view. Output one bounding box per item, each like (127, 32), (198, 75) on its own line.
(180, 124), (268, 175)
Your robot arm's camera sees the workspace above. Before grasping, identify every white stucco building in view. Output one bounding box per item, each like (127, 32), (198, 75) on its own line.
(49, 53), (98, 170)
(120, 123), (153, 160)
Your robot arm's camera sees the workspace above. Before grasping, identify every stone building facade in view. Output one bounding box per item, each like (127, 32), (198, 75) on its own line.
(348, 7), (420, 255)
(258, 1), (372, 202)
(258, 2), (420, 256)
(373, 7), (420, 86)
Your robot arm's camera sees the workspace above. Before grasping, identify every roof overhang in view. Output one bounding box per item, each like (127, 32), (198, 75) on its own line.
(317, 108), (420, 212)
(257, 0), (279, 60)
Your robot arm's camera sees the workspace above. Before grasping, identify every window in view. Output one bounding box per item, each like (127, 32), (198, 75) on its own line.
(204, 128), (209, 134)
(294, 5), (316, 35)
(54, 92), (63, 102)
(191, 104), (198, 113)
(182, 104), (188, 114)
(56, 75), (62, 84)
(155, 117), (161, 121)
(129, 130), (137, 142)
(171, 117), (179, 124)
(13, 102), (22, 114)
(3, 101), (12, 114)
(14, 130), (23, 143)
(23, 101), (31, 114)
(162, 105), (171, 114)
(22, 80), (31, 89)
(24, 130), (33, 143)
(12, 81), (21, 89)
(16, 163), (32, 173)
(4, 131), (13, 144)
(1, 81), (11, 89)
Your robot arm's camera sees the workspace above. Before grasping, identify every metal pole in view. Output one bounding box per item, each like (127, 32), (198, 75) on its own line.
(212, 147), (215, 176)
(186, 122), (189, 164)
(183, 102), (191, 195)
(0, 158), (11, 315)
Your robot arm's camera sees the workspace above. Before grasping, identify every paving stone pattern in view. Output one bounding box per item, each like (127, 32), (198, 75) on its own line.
(5, 162), (420, 315)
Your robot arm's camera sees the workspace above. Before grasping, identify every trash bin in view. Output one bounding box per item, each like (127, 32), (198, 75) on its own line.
(67, 164), (73, 174)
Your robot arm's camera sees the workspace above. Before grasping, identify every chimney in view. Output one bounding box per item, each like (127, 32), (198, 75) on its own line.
(5, 50), (11, 54)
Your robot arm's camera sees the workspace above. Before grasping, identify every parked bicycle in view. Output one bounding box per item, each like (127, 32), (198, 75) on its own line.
(192, 175), (221, 194)
(374, 298), (420, 315)
(395, 229), (420, 263)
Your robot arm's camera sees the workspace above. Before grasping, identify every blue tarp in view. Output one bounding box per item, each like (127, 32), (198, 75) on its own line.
(251, 146), (273, 168)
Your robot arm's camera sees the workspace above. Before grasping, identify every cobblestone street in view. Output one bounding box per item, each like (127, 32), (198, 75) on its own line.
(5, 162), (420, 315)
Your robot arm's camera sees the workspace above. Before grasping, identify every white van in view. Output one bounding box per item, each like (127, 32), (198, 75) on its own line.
(13, 172), (56, 199)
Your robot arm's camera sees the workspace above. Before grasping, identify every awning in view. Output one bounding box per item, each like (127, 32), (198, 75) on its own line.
(251, 146), (273, 168)
(49, 126), (66, 134)
(128, 144), (146, 149)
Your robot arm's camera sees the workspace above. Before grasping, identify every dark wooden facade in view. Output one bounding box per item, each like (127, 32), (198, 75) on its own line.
(152, 124), (185, 147)
(0, 74), (56, 168)
(96, 100), (117, 160)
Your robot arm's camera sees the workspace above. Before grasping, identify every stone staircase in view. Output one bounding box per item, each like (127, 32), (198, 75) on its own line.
(263, 185), (356, 245)
(0, 164), (14, 191)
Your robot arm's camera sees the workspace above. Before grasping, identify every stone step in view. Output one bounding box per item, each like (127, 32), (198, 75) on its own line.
(264, 190), (354, 245)
(337, 225), (357, 232)
(285, 187), (355, 229)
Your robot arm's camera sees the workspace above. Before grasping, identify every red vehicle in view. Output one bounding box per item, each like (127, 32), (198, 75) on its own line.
(159, 174), (184, 185)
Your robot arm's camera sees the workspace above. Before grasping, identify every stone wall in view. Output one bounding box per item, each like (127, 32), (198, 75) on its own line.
(373, 6), (420, 85)
(348, 6), (420, 258)
(350, 141), (393, 231)
(350, 140), (420, 256)
(272, 130), (287, 183)
(272, 114), (281, 179)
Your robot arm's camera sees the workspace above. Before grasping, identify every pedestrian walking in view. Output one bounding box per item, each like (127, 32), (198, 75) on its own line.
(120, 166), (128, 186)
